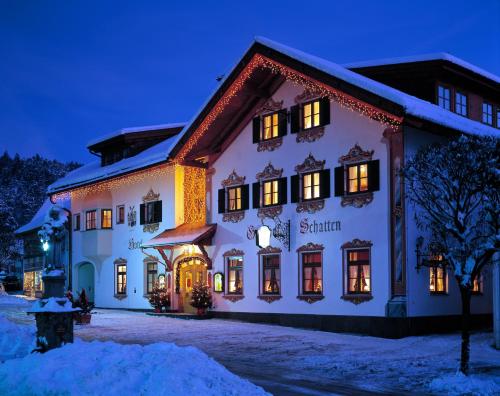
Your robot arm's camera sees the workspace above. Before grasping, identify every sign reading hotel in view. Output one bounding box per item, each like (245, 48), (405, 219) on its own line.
(299, 218), (341, 234)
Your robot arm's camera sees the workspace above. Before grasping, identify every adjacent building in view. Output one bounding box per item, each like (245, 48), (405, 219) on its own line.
(47, 38), (499, 337)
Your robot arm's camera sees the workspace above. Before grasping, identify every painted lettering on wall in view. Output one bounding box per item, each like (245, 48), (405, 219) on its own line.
(128, 238), (143, 250)
(300, 218), (341, 234)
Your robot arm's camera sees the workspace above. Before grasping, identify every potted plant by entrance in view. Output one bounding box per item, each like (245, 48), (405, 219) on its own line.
(73, 289), (94, 324)
(190, 282), (212, 316)
(148, 283), (169, 313)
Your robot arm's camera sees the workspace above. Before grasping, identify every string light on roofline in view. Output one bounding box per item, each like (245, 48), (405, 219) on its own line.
(175, 54), (402, 162)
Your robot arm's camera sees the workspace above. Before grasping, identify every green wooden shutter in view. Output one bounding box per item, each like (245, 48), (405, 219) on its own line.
(291, 175), (300, 203)
(278, 177), (287, 204)
(367, 160), (380, 191)
(278, 109), (288, 137)
(241, 184), (249, 210)
(218, 189), (226, 214)
(334, 166), (345, 196)
(252, 117), (261, 143)
(252, 182), (261, 209)
(319, 169), (331, 199)
(290, 105), (300, 133)
(319, 97), (330, 126)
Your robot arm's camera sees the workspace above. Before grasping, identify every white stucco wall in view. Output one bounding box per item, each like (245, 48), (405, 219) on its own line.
(209, 81), (391, 317)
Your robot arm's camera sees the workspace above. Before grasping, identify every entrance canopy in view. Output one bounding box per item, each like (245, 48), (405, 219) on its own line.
(142, 223), (217, 270)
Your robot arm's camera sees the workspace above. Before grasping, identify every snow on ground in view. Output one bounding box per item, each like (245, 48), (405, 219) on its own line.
(0, 339), (268, 396)
(0, 296), (268, 396)
(1, 295), (498, 395)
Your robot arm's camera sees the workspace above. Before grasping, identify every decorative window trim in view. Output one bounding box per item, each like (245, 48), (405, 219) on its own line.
(258, 246), (282, 302)
(141, 189), (161, 233)
(293, 90), (329, 143)
(222, 294), (245, 302)
(220, 171), (247, 223)
(253, 98), (285, 152)
(294, 89), (318, 105)
(114, 258), (127, 297)
(341, 240), (373, 304)
(255, 163), (285, 219)
(256, 163), (283, 181)
(297, 243), (324, 301)
(293, 154), (327, 214)
(116, 205), (125, 224)
(223, 248), (244, 257)
(337, 144), (376, 208)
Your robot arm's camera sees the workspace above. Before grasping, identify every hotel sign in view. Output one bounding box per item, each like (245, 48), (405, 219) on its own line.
(300, 218), (341, 234)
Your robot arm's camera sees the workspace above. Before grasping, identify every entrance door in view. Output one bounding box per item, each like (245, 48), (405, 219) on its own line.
(179, 257), (206, 314)
(78, 262), (95, 303)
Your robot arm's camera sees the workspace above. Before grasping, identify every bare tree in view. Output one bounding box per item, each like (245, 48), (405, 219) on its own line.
(403, 134), (499, 375)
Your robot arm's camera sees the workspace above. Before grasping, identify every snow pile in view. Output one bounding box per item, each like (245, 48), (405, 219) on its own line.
(42, 269), (65, 277)
(429, 372), (500, 396)
(0, 294), (32, 307)
(0, 340), (269, 396)
(29, 297), (80, 313)
(38, 204), (68, 242)
(0, 314), (35, 362)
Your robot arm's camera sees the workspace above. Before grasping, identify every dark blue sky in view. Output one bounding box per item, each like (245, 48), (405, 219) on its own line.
(1, 0), (498, 163)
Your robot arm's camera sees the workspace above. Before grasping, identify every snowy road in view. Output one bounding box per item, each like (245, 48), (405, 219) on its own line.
(72, 309), (499, 396)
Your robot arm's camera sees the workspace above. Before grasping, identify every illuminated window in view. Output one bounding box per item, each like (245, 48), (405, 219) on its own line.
(303, 172), (321, 200)
(437, 85), (451, 110)
(116, 263), (127, 295)
(455, 92), (468, 117)
(263, 180), (279, 207)
(347, 249), (371, 294)
(227, 187), (242, 212)
(116, 205), (125, 224)
(213, 272), (224, 292)
(261, 254), (280, 295)
(262, 112), (279, 140)
(74, 214), (81, 231)
(101, 209), (112, 229)
(227, 256), (243, 294)
(472, 273), (483, 294)
(303, 100), (321, 130)
(482, 102), (493, 125)
(429, 266), (447, 293)
(85, 210), (96, 230)
(146, 261), (158, 295)
(347, 163), (368, 193)
(301, 252), (322, 295)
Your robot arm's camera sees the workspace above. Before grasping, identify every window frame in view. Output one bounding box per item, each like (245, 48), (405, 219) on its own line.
(226, 255), (243, 295)
(73, 213), (81, 231)
(116, 205), (125, 224)
(454, 91), (468, 117)
(85, 210), (97, 231)
(299, 251), (323, 296)
(259, 253), (281, 296)
(227, 186), (242, 212)
(345, 248), (371, 295)
(101, 209), (112, 229)
(302, 99), (321, 130)
(145, 260), (158, 295)
(482, 102), (493, 125)
(261, 111), (280, 141)
(346, 162), (369, 195)
(437, 84), (451, 111)
(262, 179), (280, 207)
(472, 273), (483, 295)
(115, 262), (127, 295)
(301, 171), (321, 201)
(429, 265), (448, 295)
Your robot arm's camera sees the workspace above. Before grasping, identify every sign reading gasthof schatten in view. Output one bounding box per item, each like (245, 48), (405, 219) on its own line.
(300, 218), (341, 234)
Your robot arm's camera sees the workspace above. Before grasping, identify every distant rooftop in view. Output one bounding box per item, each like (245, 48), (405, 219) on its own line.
(86, 122), (186, 149)
(343, 52), (500, 84)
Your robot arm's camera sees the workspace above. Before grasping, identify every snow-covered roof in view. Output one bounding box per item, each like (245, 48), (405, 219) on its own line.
(48, 134), (178, 194)
(15, 197), (70, 235)
(253, 37), (499, 138)
(86, 122), (186, 148)
(343, 53), (500, 84)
